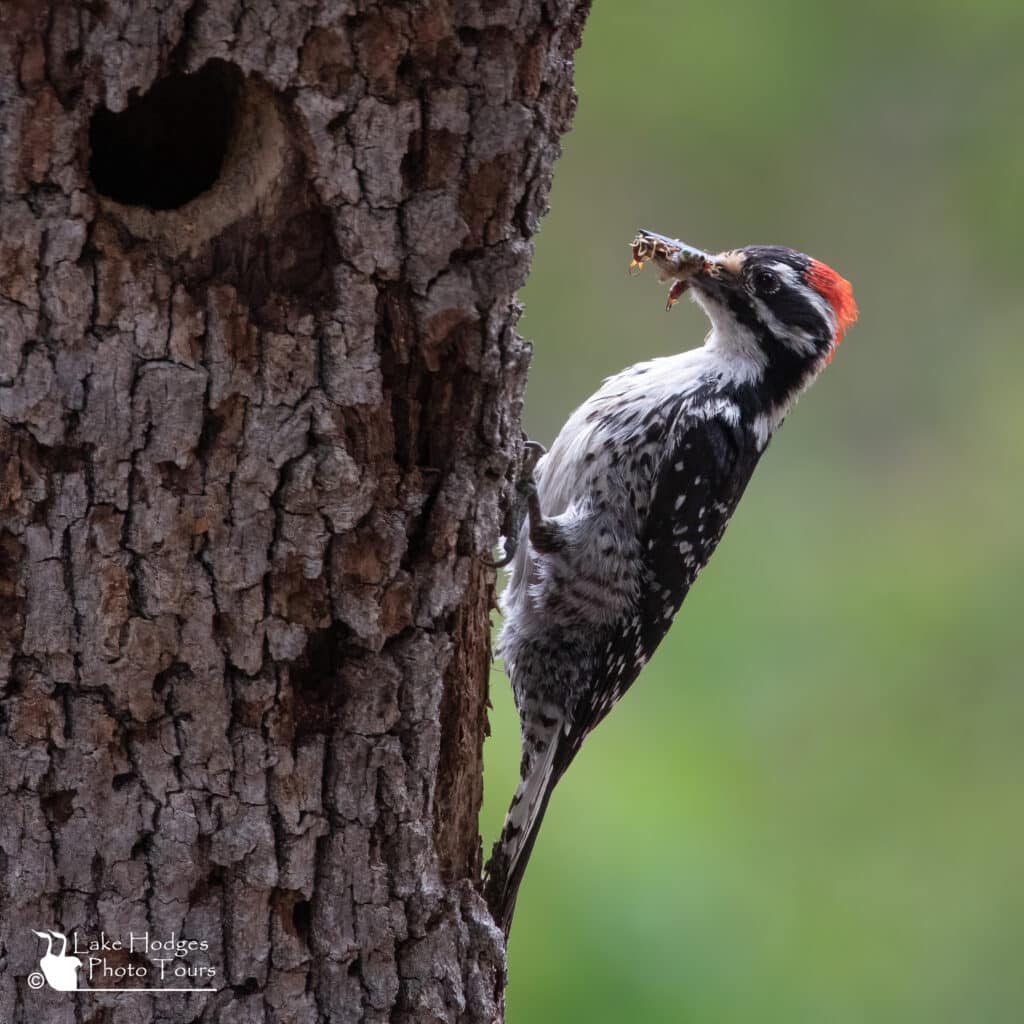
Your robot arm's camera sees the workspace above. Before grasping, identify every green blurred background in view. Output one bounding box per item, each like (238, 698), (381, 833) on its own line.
(479, 2), (1024, 1021)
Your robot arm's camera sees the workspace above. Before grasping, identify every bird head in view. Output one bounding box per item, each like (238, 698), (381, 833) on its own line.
(632, 231), (857, 388)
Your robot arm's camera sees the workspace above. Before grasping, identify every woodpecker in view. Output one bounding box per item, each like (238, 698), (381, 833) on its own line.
(483, 230), (857, 934)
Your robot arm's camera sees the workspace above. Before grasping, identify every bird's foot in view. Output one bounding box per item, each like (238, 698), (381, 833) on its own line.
(483, 441), (548, 568)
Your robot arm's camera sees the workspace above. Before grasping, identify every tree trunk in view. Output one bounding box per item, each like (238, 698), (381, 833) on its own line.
(0, 2), (588, 1021)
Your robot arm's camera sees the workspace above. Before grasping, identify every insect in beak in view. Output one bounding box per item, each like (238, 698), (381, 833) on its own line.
(628, 230), (712, 310)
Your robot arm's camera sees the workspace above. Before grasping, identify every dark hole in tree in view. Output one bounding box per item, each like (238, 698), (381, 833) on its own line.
(292, 899), (312, 940)
(89, 60), (243, 210)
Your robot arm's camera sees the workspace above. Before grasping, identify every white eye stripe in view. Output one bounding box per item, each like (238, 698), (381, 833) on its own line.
(769, 262), (802, 286)
(761, 261), (836, 334)
(798, 284), (834, 331)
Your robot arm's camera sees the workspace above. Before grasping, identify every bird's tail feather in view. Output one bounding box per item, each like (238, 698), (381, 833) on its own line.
(483, 714), (565, 934)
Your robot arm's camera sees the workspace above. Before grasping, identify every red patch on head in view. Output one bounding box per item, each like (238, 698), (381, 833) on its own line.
(805, 260), (857, 362)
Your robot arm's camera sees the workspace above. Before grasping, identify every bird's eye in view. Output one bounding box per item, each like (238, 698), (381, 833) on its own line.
(751, 269), (781, 296)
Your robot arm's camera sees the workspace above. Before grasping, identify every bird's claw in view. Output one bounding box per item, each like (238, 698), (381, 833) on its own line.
(482, 549), (516, 570)
(520, 440), (546, 476)
(482, 441), (548, 569)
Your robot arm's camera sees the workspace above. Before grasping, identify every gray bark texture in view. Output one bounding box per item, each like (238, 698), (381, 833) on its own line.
(0, 1), (589, 1021)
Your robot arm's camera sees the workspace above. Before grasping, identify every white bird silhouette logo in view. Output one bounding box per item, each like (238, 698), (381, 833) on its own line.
(32, 930), (82, 991)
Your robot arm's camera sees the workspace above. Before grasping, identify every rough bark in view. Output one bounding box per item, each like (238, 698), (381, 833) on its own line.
(0, 2), (589, 1021)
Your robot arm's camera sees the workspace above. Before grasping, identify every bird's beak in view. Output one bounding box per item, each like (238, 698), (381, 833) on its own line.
(629, 230), (714, 309)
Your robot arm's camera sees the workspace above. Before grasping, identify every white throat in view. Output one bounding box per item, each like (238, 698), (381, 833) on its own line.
(693, 291), (767, 386)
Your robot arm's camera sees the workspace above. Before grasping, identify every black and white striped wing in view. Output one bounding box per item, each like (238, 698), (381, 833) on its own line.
(565, 413), (760, 758)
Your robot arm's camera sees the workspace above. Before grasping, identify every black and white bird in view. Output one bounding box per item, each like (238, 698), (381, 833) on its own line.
(483, 230), (857, 933)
